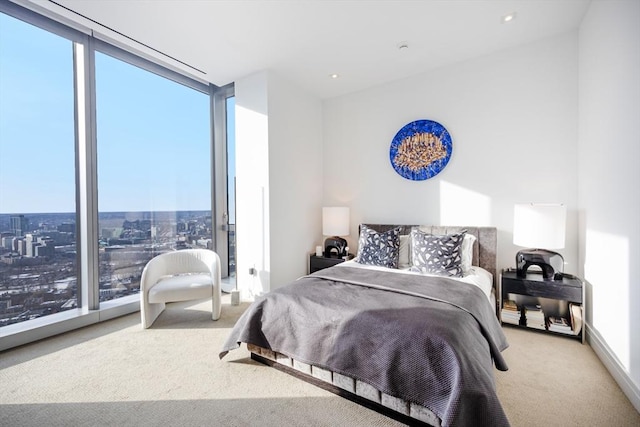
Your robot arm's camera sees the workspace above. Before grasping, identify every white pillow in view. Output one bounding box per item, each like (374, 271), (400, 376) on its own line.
(398, 235), (410, 269)
(461, 233), (477, 275)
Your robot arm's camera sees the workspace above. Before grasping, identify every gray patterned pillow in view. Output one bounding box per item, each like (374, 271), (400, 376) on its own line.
(355, 225), (401, 268)
(410, 229), (466, 277)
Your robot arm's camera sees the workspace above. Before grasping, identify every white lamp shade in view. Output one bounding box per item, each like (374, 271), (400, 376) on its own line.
(322, 207), (350, 236)
(513, 203), (566, 249)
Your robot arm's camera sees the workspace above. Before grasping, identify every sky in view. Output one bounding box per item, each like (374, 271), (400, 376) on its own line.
(0, 12), (75, 214)
(0, 12), (233, 216)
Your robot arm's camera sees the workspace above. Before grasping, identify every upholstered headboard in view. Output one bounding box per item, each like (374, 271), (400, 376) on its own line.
(360, 225), (498, 287)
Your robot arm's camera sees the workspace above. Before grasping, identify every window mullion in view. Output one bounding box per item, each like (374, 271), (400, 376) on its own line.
(74, 36), (100, 310)
(211, 84), (234, 278)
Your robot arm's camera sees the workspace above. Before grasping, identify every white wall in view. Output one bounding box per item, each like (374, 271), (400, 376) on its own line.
(323, 32), (579, 274)
(235, 70), (323, 298)
(267, 72), (323, 288)
(578, 0), (640, 411)
(235, 71), (270, 299)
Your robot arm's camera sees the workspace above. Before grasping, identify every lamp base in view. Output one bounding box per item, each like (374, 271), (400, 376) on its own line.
(516, 248), (564, 280)
(324, 236), (347, 258)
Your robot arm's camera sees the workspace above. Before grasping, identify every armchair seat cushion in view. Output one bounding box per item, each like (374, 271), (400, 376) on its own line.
(148, 274), (213, 304)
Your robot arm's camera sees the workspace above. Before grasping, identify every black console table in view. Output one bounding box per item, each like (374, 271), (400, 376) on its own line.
(309, 254), (354, 274)
(499, 269), (585, 343)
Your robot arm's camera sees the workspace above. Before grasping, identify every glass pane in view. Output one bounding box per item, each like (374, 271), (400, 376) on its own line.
(95, 52), (211, 302)
(226, 96), (236, 278)
(0, 13), (77, 326)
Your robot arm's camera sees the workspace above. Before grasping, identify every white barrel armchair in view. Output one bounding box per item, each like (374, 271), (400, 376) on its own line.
(140, 249), (222, 329)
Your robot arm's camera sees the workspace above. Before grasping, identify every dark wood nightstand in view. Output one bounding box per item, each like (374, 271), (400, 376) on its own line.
(499, 269), (585, 343)
(309, 254), (354, 274)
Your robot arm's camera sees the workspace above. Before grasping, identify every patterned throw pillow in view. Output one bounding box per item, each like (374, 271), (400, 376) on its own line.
(355, 225), (401, 268)
(410, 229), (466, 277)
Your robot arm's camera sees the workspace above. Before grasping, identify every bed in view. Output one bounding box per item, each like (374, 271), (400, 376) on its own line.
(220, 225), (509, 427)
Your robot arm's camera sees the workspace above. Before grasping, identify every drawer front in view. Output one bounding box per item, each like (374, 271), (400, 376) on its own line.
(502, 277), (582, 303)
(310, 256), (344, 273)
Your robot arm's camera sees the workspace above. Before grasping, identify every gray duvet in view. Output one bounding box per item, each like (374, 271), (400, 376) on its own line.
(220, 266), (510, 427)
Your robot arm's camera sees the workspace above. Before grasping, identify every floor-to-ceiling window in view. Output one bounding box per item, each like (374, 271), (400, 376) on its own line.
(94, 51), (211, 301)
(0, 2), (234, 348)
(0, 11), (78, 326)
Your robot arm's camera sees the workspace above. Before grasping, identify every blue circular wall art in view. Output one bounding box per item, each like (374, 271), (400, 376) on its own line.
(389, 119), (453, 181)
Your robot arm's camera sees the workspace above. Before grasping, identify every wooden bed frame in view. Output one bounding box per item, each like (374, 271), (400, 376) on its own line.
(249, 345), (435, 426)
(250, 225), (498, 427)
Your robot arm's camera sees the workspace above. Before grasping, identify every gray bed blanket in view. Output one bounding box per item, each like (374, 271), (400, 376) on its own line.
(220, 266), (510, 427)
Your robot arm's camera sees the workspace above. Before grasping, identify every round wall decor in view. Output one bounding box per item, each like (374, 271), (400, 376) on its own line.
(389, 119), (453, 181)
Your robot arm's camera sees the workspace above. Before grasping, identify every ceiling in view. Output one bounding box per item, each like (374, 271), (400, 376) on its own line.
(28, 0), (591, 99)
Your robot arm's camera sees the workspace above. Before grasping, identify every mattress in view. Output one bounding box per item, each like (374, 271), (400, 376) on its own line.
(336, 259), (495, 304)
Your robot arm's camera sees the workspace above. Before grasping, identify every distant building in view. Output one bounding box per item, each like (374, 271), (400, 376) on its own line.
(101, 228), (122, 239)
(15, 237), (27, 255)
(57, 222), (75, 233)
(34, 238), (55, 258)
(43, 231), (74, 245)
(0, 252), (21, 264)
(196, 238), (212, 249)
(1, 235), (15, 250)
(10, 215), (29, 237)
(122, 219), (151, 232)
(25, 234), (36, 257)
(22, 234), (55, 258)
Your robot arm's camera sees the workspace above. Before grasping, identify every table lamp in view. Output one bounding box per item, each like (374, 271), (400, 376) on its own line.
(513, 203), (566, 280)
(322, 207), (349, 258)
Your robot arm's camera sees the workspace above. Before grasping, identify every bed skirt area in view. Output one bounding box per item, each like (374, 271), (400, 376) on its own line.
(247, 344), (441, 427)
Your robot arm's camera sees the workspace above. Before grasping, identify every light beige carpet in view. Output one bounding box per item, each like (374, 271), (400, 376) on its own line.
(1, 295), (638, 426)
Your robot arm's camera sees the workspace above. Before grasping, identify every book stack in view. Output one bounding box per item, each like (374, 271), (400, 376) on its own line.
(524, 304), (546, 330)
(501, 300), (521, 325)
(547, 316), (573, 335)
(569, 303), (582, 336)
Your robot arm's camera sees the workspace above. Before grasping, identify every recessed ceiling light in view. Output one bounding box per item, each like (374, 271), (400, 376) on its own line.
(501, 12), (516, 23)
(329, 73), (339, 79)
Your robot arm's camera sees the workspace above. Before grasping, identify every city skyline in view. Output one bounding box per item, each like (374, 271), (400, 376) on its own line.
(0, 209), (227, 327)
(0, 210), (228, 236)
(0, 209), (218, 215)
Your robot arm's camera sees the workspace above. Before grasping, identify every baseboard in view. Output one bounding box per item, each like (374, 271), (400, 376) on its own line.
(587, 323), (640, 413)
(0, 295), (139, 352)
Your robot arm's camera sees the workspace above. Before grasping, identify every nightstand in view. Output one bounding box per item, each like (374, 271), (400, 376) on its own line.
(499, 269), (585, 343)
(309, 254), (353, 274)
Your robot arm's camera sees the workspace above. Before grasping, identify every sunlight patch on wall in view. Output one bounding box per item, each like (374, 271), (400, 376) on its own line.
(235, 104), (270, 299)
(585, 229), (630, 369)
(439, 181), (491, 225)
